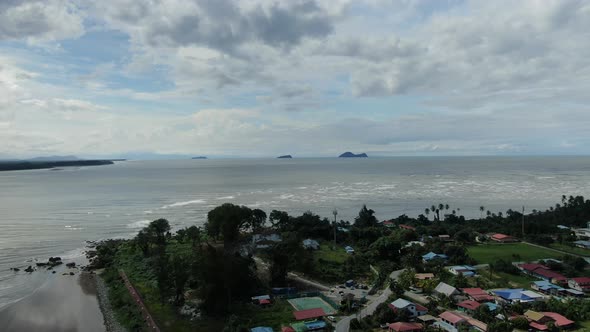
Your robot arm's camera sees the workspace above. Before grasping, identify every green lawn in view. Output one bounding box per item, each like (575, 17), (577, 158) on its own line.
(234, 300), (295, 330)
(315, 243), (348, 263)
(468, 243), (562, 264)
(549, 243), (590, 257)
(574, 320), (590, 331)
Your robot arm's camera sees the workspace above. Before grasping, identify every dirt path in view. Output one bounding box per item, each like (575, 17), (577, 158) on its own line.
(119, 270), (160, 332)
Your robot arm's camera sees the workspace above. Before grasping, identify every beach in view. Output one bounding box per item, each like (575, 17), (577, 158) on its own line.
(0, 267), (110, 332)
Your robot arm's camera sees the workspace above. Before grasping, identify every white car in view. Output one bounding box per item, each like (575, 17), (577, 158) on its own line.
(327, 316), (336, 322)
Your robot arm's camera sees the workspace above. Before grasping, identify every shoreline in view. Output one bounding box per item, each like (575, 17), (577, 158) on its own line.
(0, 246), (124, 332)
(0, 268), (106, 331)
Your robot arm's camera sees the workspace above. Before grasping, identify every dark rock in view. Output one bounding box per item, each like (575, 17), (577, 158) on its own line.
(24, 266), (34, 273)
(11, 267), (20, 272)
(66, 262), (76, 268)
(52, 271), (56, 274)
(48, 257), (62, 263)
(36, 262), (48, 267)
(69, 272), (75, 276)
(339, 152), (368, 158)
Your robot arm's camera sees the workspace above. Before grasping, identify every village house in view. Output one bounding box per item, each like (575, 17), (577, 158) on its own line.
(568, 277), (590, 293)
(389, 298), (428, 318)
(302, 239), (320, 250)
(490, 233), (519, 242)
(399, 224), (416, 231)
(492, 289), (544, 304)
(524, 310), (575, 331)
(422, 252), (448, 263)
(456, 300), (480, 315)
(415, 273), (435, 281)
(435, 311), (468, 331)
(448, 265), (477, 277)
(434, 282), (459, 298)
(461, 288), (494, 302)
(518, 263), (568, 285)
(574, 240), (590, 249)
(388, 322), (423, 332)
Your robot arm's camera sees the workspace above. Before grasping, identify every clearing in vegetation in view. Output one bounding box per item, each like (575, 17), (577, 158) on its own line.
(468, 243), (562, 264)
(287, 296), (337, 315)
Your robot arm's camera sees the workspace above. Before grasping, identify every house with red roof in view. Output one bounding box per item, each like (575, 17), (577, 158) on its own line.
(281, 327), (296, 332)
(568, 277), (590, 292)
(457, 300), (481, 314)
(437, 311), (468, 331)
(461, 288), (494, 302)
(399, 224), (416, 231)
(524, 310), (575, 331)
(388, 322), (423, 332)
(382, 220), (395, 228)
(293, 308), (326, 321)
(490, 233), (518, 242)
(518, 263), (567, 285)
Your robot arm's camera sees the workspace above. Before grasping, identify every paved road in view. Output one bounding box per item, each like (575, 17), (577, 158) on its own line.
(334, 269), (405, 332)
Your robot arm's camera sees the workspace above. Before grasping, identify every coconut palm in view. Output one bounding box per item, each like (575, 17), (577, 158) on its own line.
(479, 206), (485, 219)
(425, 208), (430, 220)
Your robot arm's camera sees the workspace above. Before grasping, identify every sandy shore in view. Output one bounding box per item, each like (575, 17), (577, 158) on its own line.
(0, 268), (109, 332)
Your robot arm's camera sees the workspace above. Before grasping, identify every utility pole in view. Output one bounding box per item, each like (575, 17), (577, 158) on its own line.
(522, 206), (525, 237)
(332, 209), (338, 250)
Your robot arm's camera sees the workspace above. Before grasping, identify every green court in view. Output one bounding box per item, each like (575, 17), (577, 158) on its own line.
(287, 296), (337, 315)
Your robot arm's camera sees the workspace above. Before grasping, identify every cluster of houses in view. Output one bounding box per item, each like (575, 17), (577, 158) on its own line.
(517, 262), (590, 296)
(387, 257), (590, 332)
(250, 295), (331, 332)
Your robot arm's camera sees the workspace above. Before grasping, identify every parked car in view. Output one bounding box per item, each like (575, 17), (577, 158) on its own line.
(327, 316), (336, 322)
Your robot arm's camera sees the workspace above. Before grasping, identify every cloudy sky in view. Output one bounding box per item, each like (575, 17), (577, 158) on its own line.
(1, 0), (590, 158)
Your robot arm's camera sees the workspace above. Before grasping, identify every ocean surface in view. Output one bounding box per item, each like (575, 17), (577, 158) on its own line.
(1, 156), (590, 308)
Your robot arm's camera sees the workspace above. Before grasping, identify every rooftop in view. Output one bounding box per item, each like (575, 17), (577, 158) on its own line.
(439, 311), (466, 324)
(388, 322), (423, 332)
(542, 312), (575, 327)
(457, 300), (480, 311)
(293, 308), (326, 320)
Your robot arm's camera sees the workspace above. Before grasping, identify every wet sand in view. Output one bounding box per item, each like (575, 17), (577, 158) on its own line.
(0, 270), (106, 332)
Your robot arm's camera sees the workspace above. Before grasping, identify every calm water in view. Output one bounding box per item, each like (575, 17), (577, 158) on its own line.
(1, 156), (590, 307)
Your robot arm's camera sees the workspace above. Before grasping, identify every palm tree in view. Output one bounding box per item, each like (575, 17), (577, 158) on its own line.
(438, 203), (444, 221)
(435, 209), (440, 221)
(425, 208), (430, 220)
(445, 204), (450, 212)
(479, 206), (485, 219)
(486, 210), (491, 217)
(452, 210), (456, 215)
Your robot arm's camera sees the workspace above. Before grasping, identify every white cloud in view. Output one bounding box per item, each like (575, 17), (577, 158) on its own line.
(0, 0), (84, 42)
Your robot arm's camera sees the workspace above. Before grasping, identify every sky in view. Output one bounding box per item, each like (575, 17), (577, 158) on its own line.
(1, 0), (590, 158)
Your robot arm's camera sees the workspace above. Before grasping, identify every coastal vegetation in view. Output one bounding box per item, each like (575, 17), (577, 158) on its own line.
(0, 159), (115, 171)
(92, 195), (590, 331)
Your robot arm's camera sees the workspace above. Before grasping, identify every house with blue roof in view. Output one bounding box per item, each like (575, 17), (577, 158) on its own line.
(574, 240), (590, 249)
(448, 265), (477, 277)
(492, 289), (544, 304)
(304, 320), (327, 331)
(251, 327), (274, 332)
(422, 252), (448, 263)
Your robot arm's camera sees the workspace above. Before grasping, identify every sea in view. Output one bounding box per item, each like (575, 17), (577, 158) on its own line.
(1, 156), (590, 308)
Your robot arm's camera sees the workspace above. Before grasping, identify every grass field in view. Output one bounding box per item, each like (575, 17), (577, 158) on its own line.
(468, 243), (562, 264)
(288, 296), (337, 314)
(549, 243), (590, 257)
(315, 243), (348, 263)
(234, 300), (295, 331)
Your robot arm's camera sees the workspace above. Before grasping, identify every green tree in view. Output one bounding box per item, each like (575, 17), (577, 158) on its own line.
(186, 225), (202, 248)
(149, 218), (170, 246)
(206, 203), (254, 251)
(354, 205), (378, 228)
(171, 253), (190, 305)
(397, 268), (416, 290)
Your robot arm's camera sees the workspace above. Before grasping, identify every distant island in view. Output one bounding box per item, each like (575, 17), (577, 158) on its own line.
(0, 159), (115, 172)
(191, 156), (208, 160)
(277, 155), (292, 159)
(339, 151), (368, 158)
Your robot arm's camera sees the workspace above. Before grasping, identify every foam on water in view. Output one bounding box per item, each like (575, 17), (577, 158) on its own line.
(161, 199), (206, 209)
(127, 220), (151, 228)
